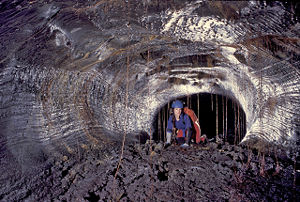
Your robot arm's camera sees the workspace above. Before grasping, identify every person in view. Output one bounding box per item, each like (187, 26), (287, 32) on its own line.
(165, 100), (192, 148)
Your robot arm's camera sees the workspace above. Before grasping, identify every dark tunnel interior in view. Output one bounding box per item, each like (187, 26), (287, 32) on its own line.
(152, 93), (246, 145)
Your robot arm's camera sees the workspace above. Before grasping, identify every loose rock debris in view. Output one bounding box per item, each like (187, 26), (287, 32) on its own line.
(0, 142), (299, 201)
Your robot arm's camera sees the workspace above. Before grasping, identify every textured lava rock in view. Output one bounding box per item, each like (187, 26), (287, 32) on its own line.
(0, 142), (298, 201)
(0, 1), (299, 201)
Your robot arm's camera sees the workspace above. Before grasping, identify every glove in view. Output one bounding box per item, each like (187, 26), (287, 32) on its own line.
(166, 131), (172, 144)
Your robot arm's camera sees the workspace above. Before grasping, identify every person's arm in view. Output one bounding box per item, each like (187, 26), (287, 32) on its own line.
(165, 115), (173, 144)
(166, 115), (173, 133)
(184, 114), (192, 145)
(184, 114), (192, 130)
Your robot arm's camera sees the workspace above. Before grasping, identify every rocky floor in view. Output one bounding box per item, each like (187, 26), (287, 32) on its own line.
(0, 141), (299, 201)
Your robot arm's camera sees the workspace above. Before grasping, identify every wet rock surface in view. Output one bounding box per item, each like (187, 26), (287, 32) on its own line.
(0, 142), (298, 201)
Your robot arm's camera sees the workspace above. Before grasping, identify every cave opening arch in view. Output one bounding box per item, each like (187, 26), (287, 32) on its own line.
(152, 93), (246, 145)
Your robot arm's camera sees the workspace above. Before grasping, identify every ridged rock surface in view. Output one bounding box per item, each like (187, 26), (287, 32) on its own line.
(0, 0), (299, 200)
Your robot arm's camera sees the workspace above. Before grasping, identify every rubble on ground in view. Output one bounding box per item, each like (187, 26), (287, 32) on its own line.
(0, 141), (299, 201)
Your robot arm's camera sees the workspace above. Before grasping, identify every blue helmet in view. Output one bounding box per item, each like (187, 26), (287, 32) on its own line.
(172, 100), (183, 108)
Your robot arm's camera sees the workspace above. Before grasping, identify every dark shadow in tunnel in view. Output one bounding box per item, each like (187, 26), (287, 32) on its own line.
(152, 93), (246, 145)
(135, 131), (150, 144)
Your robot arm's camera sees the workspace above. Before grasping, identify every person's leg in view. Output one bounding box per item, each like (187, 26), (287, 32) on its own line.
(181, 129), (192, 148)
(177, 137), (185, 145)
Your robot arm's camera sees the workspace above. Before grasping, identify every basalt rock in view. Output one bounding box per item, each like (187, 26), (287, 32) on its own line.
(0, 0), (300, 201)
(0, 142), (298, 201)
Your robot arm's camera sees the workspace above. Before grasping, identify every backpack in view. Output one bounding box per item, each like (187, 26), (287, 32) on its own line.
(183, 107), (203, 144)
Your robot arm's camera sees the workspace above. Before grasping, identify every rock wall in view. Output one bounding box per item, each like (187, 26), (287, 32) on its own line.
(0, 0), (299, 172)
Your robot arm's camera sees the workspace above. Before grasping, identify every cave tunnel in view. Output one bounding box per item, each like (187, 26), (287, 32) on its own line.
(152, 93), (246, 145)
(1, 0), (300, 201)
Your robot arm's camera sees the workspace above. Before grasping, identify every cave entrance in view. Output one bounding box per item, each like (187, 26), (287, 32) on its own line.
(152, 93), (246, 145)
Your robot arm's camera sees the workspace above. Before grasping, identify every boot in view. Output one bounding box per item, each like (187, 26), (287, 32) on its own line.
(199, 134), (207, 144)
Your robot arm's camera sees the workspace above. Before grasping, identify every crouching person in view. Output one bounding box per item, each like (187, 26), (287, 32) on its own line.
(164, 100), (192, 148)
